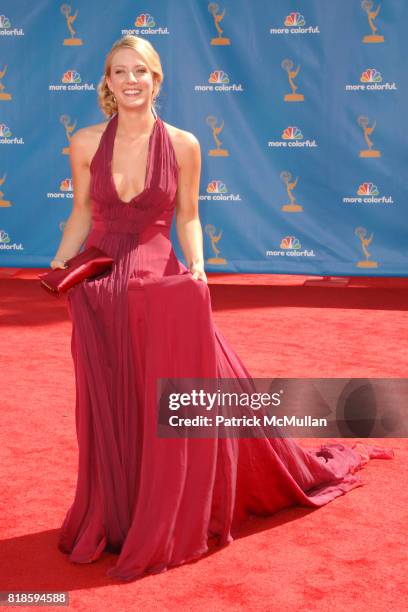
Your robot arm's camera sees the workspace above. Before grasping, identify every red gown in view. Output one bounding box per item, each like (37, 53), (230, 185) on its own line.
(58, 110), (394, 582)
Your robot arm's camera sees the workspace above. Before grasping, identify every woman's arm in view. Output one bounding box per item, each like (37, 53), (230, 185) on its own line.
(175, 132), (207, 283)
(50, 129), (94, 269)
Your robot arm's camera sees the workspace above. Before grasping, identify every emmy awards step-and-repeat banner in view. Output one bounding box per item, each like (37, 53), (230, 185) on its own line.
(0, 1), (406, 275)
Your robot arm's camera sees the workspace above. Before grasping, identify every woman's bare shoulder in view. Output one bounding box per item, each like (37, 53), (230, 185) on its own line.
(162, 121), (200, 169)
(69, 120), (110, 165)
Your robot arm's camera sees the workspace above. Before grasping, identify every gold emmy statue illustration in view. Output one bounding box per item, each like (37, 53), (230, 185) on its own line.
(0, 66), (12, 101)
(281, 59), (304, 102)
(280, 171), (303, 212)
(355, 226), (378, 268)
(205, 224), (227, 264)
(61, 3), (83, 46)
(358, 116), (381, 158)
(0, 173), (11, 207)
(208, 3), (231, 45)
(362, 0), (384, 43)
(60, 114), (77, 154)
(207, 116), (229, 157)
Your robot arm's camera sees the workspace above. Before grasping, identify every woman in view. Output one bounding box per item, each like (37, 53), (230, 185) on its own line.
(53, 35), (393, 582)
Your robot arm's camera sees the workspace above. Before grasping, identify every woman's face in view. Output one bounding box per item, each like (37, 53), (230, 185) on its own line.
(106, 47), (155, 111)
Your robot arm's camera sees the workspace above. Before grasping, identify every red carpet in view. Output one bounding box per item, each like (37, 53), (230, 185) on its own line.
(1, 269), (406, 611)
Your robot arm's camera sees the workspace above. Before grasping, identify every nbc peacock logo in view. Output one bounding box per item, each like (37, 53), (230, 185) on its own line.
(268, 126), (317, 148)
(270, 11), (319, 35)
(345, 68), (397, 91)
(0, 15), (10, 28)
(208, 180), (227, 194)
(0, 123), (11, 138)
(62, 70), (81, 84)
(361, 68), (382, 83)
(0, 14), (24, 36)
(200, 180), (241, 202)
(209, 70), (229, 84)
(49, 70), (95, 92)
(284, 13), (305, 27)
(342, 182), (394, 205)
(266, 235), (315, 257)
(0, 229), (23, 250)
(0, 123), (24, 145)
(281, 236), (301, 250)
(195, 70), (243, 92)
(282, 126), (303, 140)
(136, 14), (155, 27)
(60, 178), (73, 192)
(47, 178), (74, 199)
(357, 182), (379, 196)
(122, 13), (169, 36)
(0, 228), (10, 243)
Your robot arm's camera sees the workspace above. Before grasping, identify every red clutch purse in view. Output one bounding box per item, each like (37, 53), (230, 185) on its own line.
(37, 246), (115, 297)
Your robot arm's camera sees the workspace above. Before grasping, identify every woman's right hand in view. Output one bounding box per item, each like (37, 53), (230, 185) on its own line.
(50, 258), (68, 270)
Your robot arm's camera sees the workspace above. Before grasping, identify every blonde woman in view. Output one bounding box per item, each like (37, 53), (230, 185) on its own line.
(55, 35), (393, 582)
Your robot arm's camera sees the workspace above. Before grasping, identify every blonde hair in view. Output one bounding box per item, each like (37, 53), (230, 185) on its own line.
(97, 35), (164, 118)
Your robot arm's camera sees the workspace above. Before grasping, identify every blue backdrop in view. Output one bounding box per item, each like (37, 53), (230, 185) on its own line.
(0, 0), (406, 275)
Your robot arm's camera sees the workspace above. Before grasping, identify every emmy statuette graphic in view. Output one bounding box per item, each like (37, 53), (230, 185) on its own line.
(207, 116), (229, 157)
(60, 115), (77, 154)
(0, 173), (11, 207)
(358, 116), (381, 158)
(355, 226), (378, 268)
(280, 171), (303, 212)
(0, 66), (12, 101)
(362, 0), (384, 43)
(282, 59), (304, 102)
(205, 224), (227, 264)
(61, 3), (83, 46)
(208, 3), (231, 45)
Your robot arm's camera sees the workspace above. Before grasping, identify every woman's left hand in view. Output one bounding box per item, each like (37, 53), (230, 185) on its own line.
(190, 263), (208, 284)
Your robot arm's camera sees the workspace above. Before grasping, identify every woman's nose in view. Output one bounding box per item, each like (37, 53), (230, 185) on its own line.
(127, 72), (138, 83)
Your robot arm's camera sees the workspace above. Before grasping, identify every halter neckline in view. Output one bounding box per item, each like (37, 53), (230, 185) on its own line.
(109, 110), (160, 205)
